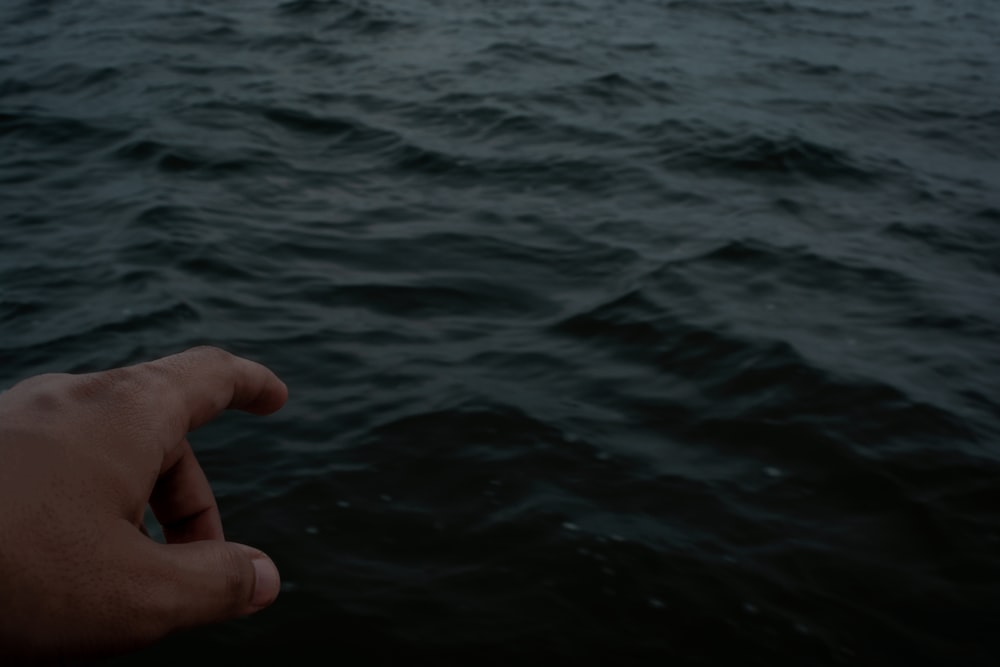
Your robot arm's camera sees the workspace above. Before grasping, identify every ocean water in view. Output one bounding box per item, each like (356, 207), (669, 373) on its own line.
(2, 0), (999, 664)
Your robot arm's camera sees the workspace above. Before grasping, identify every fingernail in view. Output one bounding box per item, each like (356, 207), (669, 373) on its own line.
(251, 556), (280, 608)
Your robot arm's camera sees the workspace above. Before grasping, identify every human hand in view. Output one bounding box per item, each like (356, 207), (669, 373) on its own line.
(0, 347), (289, 664)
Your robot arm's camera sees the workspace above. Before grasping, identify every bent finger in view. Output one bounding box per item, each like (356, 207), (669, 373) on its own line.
(149, 437), (224, 543)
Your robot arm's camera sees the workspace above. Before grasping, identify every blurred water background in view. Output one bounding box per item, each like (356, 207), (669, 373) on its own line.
(2, 0), (999, 664)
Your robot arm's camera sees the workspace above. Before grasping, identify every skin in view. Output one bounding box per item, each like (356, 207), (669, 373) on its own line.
(0, 346), (289, 665)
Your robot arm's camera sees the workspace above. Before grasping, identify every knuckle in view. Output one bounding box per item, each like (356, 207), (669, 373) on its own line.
(156, 345), (236, 385)
(8, 373), (73, 414)
(219, 549), (251, 609)
(187, 345), (233, 365)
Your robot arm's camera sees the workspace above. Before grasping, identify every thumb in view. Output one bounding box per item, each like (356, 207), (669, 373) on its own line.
(150, 540), (281, 630)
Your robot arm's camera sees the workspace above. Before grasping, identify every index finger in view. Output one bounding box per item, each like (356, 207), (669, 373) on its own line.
(139, 346), (289, 443)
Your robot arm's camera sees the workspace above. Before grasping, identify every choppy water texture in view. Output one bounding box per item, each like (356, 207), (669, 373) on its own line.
(3, 0), (1000, 664)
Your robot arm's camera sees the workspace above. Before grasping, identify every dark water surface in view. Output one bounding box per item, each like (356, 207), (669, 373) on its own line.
(3, 0), (1000, 664)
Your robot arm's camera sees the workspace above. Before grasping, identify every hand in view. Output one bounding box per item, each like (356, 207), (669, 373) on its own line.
(0, 346), (289, 664)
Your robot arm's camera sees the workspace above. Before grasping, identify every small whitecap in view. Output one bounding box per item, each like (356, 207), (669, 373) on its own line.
(743, 602), (758, 614)
(380, 494), (393, 502)
(336, 500), (351, 509)
(305, 525), (319, 535)
(764, 466), (783, 478)
(562, 522), (580, 531)
(648, 597), (665, 609)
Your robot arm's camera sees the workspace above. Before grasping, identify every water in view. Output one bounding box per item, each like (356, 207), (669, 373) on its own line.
(2, 0), (999, 664)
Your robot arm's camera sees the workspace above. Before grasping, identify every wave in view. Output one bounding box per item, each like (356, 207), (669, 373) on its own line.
(649, 125), (878, 182)
(666, 0), (873, 21)
(276, 0), (410, 36)
(0, 110), (126, 146)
